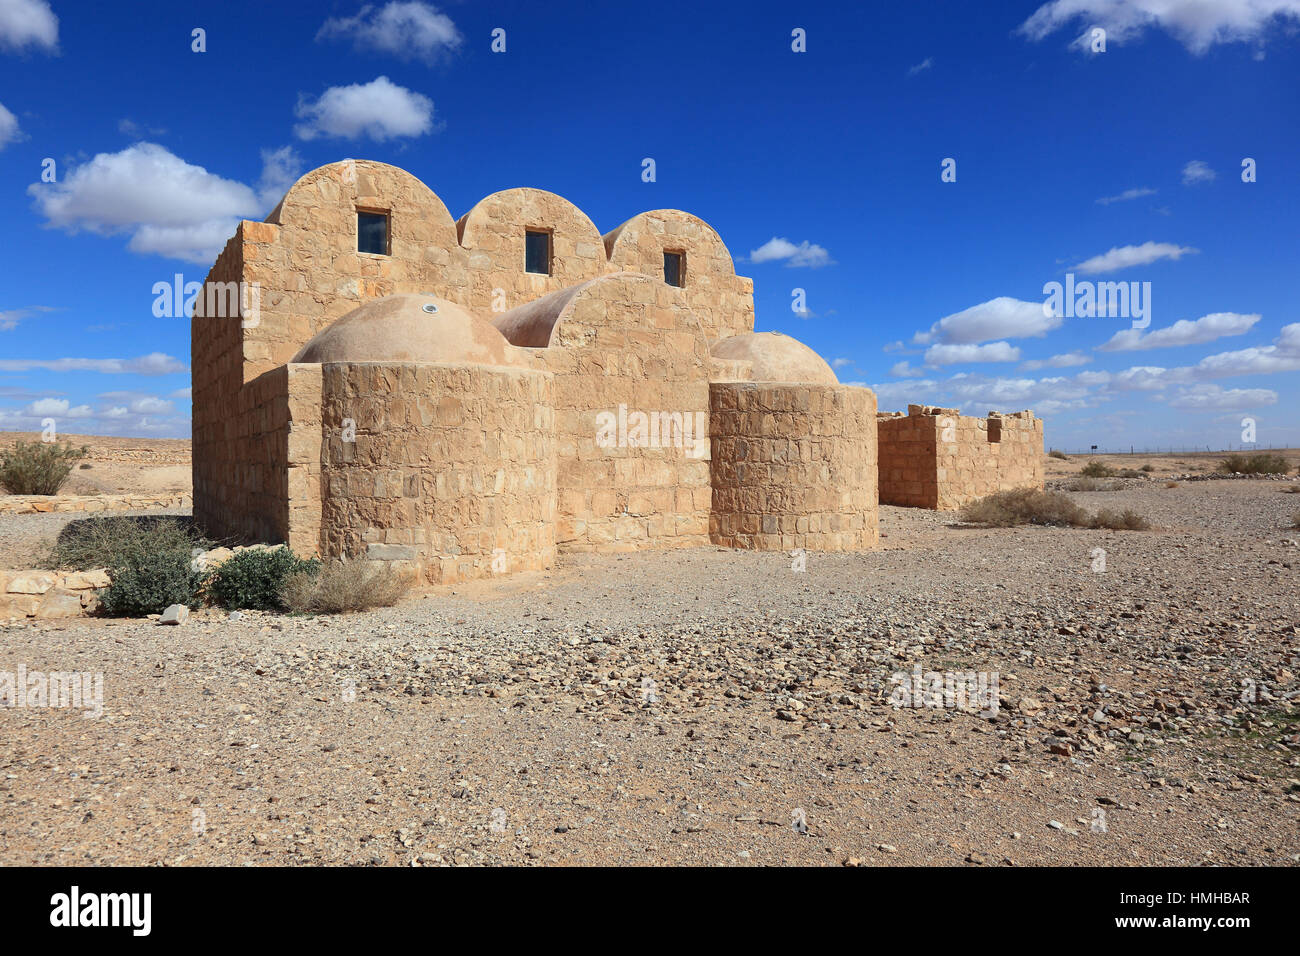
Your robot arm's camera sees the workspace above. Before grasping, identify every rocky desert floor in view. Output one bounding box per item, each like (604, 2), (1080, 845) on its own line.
(1, 456), (1298, 866)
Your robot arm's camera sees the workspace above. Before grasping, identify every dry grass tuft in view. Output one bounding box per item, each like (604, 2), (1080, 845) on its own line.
(280, 558), (411, 615)
(960, 488), (1151, 531)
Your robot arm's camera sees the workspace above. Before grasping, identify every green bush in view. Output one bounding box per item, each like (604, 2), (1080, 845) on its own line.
(49, 515), (207, 571)
(0, 440), (88, 494)
(1079, 460), (1115, 478)
(1218, 453), (1290, 475)
(99, 549), (206, 617)
(208, 547), (319, 611)
(1140, 464), (1155, 473)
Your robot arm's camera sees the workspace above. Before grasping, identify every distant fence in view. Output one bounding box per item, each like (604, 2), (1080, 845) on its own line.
(1046, 445), (1293, 456)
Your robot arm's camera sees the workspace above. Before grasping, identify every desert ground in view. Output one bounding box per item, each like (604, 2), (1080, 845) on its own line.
(1, 438), (1297, 866)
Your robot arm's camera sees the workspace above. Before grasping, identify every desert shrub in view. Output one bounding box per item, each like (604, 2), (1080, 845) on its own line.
(280, 558), (410, 615)
(1140, 463), (1155, 473)
(1047, 449), (1069, 460)
(1063, 477), (1122, 492)
(49, 515), (207, 571)
(1218, 453), (1290, 475)
(959, 489), (1088, 528)
(1115, 468), (1145, 478)
(1164, 481), (1180, 489)
(0, 440), (88, 494)
(98, 549), (205, 617)
(1089, 509), (1151, 531)
(1292, 511), (1300, 530)
(960, 489), (1150, 530)
(1279, 485), (1300, 494)
(1079, 460), (1115, 478)
(208, 547), (319, 611)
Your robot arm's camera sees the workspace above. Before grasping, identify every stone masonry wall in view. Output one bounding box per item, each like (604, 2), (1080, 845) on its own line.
(317, 362), (556, 585)
(709, 383), (879, 551)
(604, 209), (754, 345)
(500, 272), (713, 552)
(878, 406), (1044, 510)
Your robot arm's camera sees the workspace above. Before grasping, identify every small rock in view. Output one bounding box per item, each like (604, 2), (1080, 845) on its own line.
(158, 604), (189, 625)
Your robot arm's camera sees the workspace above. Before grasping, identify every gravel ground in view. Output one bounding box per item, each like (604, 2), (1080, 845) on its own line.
(1, 479), (1297, 866)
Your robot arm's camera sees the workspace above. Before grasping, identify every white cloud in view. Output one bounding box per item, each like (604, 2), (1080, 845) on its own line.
(0, 0), (58, 53)
(26, 143), (297, 263)
(748, 237), (834, 269)
(0, 353), (187, 375)
(925, 342), (1022, 366)
(913, 297), (1058, 345)
(1072, 241), (1197, 274)
(317, 2), (462, 63)
(890, 361), (928, 378)
(294, 76), (435, 142)
(0, 305), (55, 331)
(1168, 384), (1277, 410)
(256, 145), (303, 207)
(1096, 187), (1156, 205)
(171, 387), (192, 399)
(1098, 312), (1260, 351)
(1019, 0), (1300, 55)
(0, 100), (21, 150)
(1182, 159), (1216, 185)
(907, 57), (933, 76)
(830, 358), (852, 369)
(868, 379), (941, 410)
(1021, 351), (1092, 370)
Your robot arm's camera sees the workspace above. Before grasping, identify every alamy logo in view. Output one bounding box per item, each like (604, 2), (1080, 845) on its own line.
(889, 666), (999, 716)
(1, 666), (102, 719)
(153, 274), (262, 328)
(49, 886), (151, 936)
(595, 404), (708, 458)
(1042, 273), (1150, 329)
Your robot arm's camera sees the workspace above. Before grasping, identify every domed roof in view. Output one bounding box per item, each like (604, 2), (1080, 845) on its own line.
(291, 294), (525, 367)
(710, 332), (838, 385)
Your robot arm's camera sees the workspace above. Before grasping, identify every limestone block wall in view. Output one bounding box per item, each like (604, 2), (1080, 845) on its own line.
(493, 272), (712, 553)
(604, 210), (754, 345)
(457, 188), (609, 312)
(316, 362), (556, 585)
(878, 406), (1044, 510)
(709, 383), (879, 551)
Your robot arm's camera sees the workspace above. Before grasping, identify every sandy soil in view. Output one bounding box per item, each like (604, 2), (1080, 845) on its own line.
(1, 474), (1296, 867)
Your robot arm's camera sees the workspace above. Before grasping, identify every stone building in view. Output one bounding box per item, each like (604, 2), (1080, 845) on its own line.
(877, 406), (1044, 510)
(191, 159), (1037, 584)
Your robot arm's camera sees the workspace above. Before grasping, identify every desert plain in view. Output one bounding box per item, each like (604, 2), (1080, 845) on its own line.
(1, 435), (1297, 866)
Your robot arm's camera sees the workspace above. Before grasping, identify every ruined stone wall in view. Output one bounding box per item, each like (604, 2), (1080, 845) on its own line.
(878, 406), (1044, 510)
(709, 383), (879, 551)
(876, 410), (941, 508)
(604, 210), (754, 345)
(317, 362), (556, 584)
(496, 272), (713, 553)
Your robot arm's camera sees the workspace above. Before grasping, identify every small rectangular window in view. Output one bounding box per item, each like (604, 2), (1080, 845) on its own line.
(525, 230), (551, 275)
(358, 211), (389, 255)
(664, 251), (684, 287)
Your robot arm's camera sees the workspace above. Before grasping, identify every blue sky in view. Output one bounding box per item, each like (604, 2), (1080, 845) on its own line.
(1, 0), (1297, 450)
